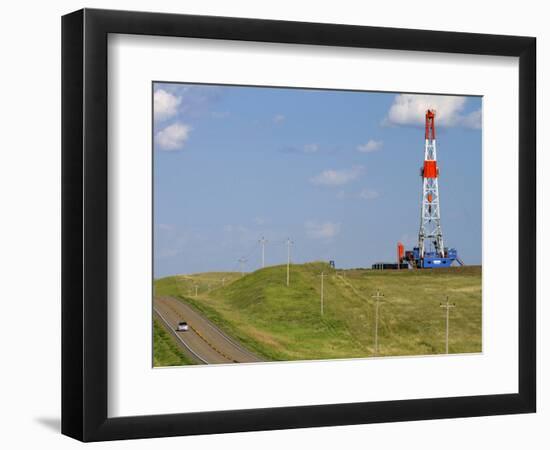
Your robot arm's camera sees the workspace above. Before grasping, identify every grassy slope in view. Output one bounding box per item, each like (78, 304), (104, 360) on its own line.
(155, 263), (481, 361)
(159, 272), (242, 298)
(153, 319), (196, 366)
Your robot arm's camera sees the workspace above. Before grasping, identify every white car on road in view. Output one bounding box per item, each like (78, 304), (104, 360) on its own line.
(176, 321), (189, 332)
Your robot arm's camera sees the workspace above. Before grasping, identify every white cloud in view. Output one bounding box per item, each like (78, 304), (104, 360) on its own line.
(154, 89), (181, 121)
(221, 224), (257, 248)
(385, 94), (481, 129)
(224, 224), (246, 233)
(156, 228), (206, 259)
(305, 221), (341, 240)
(155, 123), (191, 151)
(357, 140), (383, 153)
(303, 143), (319, 153)
(310, 166), (363, 186)
(158, 223), (175, 231)
(460, 109), (482, 129)
(158, 85), (222, 118)
(211, 111), (230, 119)
(336, 190), (347, 199)
(359, 188), (380, 200)
(273, 114), (286, 124)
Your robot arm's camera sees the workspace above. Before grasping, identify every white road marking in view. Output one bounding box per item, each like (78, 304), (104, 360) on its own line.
(153, 307), (209, 364)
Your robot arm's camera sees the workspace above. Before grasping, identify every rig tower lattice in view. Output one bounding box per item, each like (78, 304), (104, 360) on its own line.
(418, 109), (444, 258)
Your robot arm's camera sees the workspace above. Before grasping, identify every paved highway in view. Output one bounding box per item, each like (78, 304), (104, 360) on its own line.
(153, 296), (263, 365)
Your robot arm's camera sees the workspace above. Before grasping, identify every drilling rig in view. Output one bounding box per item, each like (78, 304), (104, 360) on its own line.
(400, 109), (463, 269)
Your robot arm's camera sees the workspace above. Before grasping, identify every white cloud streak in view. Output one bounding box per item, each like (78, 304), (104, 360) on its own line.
(357, 140), (383, 153)
(155, 122), (191, 151)
(273, 114), (286, 124)
(310, 166), (363, 186)
(305, 221), (341, 240)
(359, 188), (380, 200)
(154, 89), (181, 121)
(158, 223), (175, 231)
(385, 94), (481, 129)
(303, 143), (319, 153)
(211, 111), (230, 119)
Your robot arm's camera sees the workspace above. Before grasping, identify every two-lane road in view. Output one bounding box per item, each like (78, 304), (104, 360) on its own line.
(154, 296), (263, 365)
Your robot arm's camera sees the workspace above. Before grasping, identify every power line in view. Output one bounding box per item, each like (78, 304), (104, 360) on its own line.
(319, 271), (326, 316)
(440, 296), (456, 354)
(372, 290), (385, 355)
(286, 238), (294, 287)
(238, 257), (248, 276)
(229, 239), (260, 273)
(258, 236), (268, 268)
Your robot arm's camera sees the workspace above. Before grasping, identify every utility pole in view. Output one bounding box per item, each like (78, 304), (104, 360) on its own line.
(194, 284), (198, 297)
(238, 257), (248, 277)
(286, 238), (293, 286)
(440, 296), (456, 354)
(258, 236), (268, 268)
(319, 272), (326, 316)
(372, 290), (385, 355)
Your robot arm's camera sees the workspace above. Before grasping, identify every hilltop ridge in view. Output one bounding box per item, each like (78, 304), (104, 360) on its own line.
(154, 263), (482, 361)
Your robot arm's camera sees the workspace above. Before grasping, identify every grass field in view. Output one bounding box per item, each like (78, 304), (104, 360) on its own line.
(154, 263), (481, 361)
(153, 319), (196, 366)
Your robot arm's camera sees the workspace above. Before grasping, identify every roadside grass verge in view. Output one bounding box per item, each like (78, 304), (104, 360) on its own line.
(153, 319), (196, 366)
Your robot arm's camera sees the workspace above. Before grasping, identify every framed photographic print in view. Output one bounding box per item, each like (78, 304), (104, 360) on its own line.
(62, 8), (536, 442)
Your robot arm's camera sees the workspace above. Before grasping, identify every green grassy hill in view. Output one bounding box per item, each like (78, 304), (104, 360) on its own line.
(154, 263), (481, 361)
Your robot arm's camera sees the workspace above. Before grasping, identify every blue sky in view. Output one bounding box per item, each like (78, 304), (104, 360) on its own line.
(153, 82), (482, 277)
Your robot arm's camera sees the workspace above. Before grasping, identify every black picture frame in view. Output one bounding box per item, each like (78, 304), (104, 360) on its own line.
(62, 8), (536, 442)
